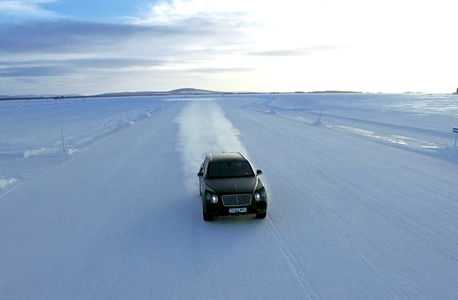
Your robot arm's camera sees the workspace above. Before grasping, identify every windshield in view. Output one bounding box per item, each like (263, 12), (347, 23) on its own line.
(207, 161), (255, 179)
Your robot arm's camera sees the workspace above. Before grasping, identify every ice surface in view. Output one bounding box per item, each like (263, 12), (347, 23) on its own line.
(1, 93), (458, 299)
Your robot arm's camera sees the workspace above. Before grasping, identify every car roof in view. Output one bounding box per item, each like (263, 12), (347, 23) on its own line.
(208, 152), (246, 162)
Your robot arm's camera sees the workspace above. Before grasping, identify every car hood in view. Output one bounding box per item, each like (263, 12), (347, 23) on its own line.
(206, 177), (259, 194)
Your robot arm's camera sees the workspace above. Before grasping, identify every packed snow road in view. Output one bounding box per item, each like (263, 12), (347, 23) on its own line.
(1, 96), (458, 299)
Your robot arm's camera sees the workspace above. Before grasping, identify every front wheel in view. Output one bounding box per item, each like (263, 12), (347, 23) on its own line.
(255, 212), (267, 219)
(203, 211), (213, 221)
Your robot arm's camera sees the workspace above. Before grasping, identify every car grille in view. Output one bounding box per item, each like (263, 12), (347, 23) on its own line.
(221, 194), (252, 207)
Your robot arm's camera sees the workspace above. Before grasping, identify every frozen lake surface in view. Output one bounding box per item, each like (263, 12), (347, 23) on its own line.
(1, 93), (458, 299)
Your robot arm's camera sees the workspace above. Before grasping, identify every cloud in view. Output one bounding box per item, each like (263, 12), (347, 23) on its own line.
(0, 66), (70, 77)
(0, 17), (250, 54)
(67, 57), (164, 69)
(2, 0), (457, 94)
(0, 20), (169, 53)
(134, 0), (253, 25)
(0, 57), (165, 78)
(0, 14), (254, 85)
(248, 46), (348, 57)
(187, 67), (254, 74)
(0, 15), (254, 93)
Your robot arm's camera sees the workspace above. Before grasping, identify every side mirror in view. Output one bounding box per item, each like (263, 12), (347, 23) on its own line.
(197, 171), (203, 177)
(256, 170), (263, 176)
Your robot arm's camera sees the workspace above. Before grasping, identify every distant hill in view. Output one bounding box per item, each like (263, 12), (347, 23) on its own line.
(93, 88), (222, 98)
(0, 88), (223, 101)
(0, 94), (83, 101)
(308, 90), (363, 94)
(169, 88), (217, 94)
(92, 88), (222, 97)
(1, 88), (367, 101)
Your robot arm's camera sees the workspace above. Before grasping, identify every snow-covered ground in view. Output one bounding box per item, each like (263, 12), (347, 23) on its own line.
(1, 93), (458, 299)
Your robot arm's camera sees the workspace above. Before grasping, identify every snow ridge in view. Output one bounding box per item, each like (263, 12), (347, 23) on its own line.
(0, 176), (18, 191)
(244, 96), (458, 162)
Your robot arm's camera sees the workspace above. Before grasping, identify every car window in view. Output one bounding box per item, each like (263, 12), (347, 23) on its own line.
(207, 161), (255, 179)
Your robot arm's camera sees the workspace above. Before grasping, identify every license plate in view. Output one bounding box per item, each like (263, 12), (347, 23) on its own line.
(229, 207), (247, 214)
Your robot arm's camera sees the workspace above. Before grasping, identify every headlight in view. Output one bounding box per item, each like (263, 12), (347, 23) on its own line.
(254, 193), (261, 201)
(254, 189), (267, 201)
(206, 192), (218, 203)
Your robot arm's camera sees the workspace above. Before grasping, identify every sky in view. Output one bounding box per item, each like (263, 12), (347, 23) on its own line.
(0, 0), (457, 95)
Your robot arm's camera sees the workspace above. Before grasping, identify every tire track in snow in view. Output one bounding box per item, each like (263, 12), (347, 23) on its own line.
(175, 100), (248, 192)
(239, 110), (429, 298)
(265, 215), (324, 300)
(325, 163), (458, 263)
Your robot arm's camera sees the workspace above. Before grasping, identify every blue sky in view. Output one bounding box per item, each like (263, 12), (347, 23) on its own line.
(1, 0), (457, 95)
(0, 0), (150, 21)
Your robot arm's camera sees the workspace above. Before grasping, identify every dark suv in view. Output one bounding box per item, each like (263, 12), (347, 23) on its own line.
(197, 152), (268, 221)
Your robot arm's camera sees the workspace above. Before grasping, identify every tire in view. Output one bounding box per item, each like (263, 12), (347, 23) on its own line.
(255, 212), (267, 219)
(203, 211), (213, 221)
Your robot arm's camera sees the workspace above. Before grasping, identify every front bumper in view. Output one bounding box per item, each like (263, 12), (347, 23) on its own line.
(203, 198), (267, 217)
